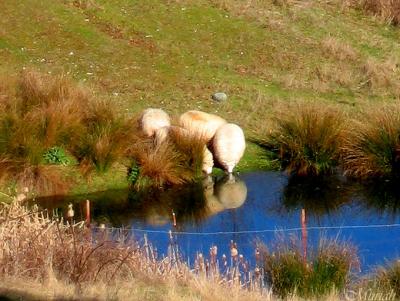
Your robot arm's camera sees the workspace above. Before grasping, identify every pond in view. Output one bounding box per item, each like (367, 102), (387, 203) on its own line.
(33, 171), (400, 272)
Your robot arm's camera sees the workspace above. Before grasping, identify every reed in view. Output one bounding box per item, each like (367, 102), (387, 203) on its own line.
(0, 200), (268, 301)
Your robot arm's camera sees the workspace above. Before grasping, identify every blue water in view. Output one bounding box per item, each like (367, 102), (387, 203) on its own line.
(35, 171), (400, 272)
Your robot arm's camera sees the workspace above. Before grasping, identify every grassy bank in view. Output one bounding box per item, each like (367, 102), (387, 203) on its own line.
(2, 0), (400, 133)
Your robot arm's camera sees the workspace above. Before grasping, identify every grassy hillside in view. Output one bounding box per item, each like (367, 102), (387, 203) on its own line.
(1, 0), (400, 172)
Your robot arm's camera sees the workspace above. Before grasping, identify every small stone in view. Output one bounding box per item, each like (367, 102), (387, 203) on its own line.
(211, 92), (227, 102)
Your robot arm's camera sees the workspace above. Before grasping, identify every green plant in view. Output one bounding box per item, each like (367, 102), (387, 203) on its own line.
(127, 161), (140, 185)
(259, 103), (344, 176)
(259, 236), (359, 298)
(43, 147), (71, 166)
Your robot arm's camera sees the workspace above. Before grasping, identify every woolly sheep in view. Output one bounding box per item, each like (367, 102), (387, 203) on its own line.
(212, 123), (246, 173)
(178, 110), (227, 143)
(155, 125), (214, 174)
(139, 108), (170, 137)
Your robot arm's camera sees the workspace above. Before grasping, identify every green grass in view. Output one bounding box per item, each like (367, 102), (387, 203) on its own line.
(2, 0), (400, 193)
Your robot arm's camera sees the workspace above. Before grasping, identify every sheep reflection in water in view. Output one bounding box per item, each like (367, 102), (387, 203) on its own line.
(33, 174), (248, 228)
(203, 174), (248, 215)
(131, 174), (248, 227)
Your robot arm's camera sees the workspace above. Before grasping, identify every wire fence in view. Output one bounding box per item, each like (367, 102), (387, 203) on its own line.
(90, 222), (400, 235)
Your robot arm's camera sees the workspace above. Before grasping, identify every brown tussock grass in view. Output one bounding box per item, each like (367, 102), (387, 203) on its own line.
(341, 104), (400, 179)
(129, 129), (205, 189)
(361, 57), (400, 94)
(0, 70), (87, 194)
(362, 0), (400, 25)
(261, 102), (345, 176)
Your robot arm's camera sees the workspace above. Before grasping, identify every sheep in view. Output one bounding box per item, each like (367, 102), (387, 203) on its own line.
(178, 110), (227, 143)
(139, 108), (170, 137)
(212, 123), (246, 173)
(214, 174), (247, 209)
(154, 125), (215, 174)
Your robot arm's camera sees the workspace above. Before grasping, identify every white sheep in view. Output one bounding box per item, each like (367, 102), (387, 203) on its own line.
(212, 123), (246, 173)
(139, 108), (170, 137)
(154, 125), (214, 174)
(178, 110), (227, 143)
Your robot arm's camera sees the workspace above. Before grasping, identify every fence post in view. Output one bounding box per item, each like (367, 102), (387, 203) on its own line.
(301, 208), (307, 265)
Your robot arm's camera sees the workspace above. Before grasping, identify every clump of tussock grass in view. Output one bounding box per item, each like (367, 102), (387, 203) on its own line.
(372, 260), (400, 298)
(0, 70), (86, 194)
(259, 103), (345, 176)
(341, 105), (400, 179)
(128, 130), (205, 189)
(321, 37), (359, 62)
(362, 0), (400, 25)
(259, 236), (359, 298)
(361, 57), (400, 95)
(68, 99), (135, 175)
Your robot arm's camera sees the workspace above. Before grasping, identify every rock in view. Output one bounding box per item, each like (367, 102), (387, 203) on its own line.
(211, 92), (227, 102)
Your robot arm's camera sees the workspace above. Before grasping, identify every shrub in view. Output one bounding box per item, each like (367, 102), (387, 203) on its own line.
(259, 103), (344, 176)
(259, 236), (359, 298)
(341, 105), (400, 179)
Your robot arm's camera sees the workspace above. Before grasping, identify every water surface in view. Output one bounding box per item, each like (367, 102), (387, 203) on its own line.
(34, 171), (400, 271)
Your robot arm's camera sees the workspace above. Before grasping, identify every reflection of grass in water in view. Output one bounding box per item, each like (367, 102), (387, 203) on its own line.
(281, 175), (353, 218)
(358, 178), (400, 218)
(127, 183), (208, 227)
(34, 182), (209, 227)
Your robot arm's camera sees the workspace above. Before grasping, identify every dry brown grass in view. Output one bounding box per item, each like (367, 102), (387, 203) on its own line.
(129, 129), (205, 189)
(341, 104), (400, 179)
(0, 70), (88, 194)
(361, 57), (400, 95)
(321, 37), (359, 62)
(260, 102), (345, 176)
(362, 0), (400, 25)
(345, 0), (400, 25)
(0, 200), (273, 301)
